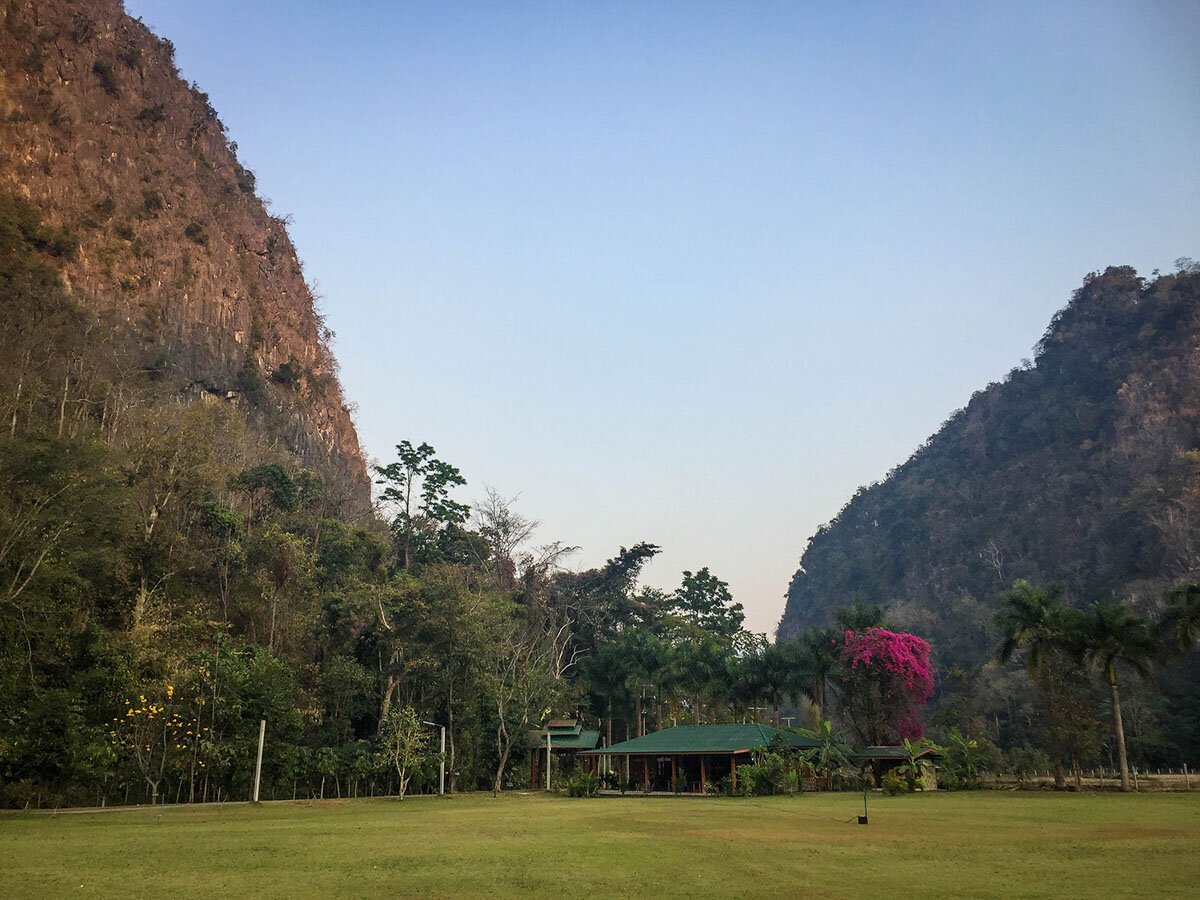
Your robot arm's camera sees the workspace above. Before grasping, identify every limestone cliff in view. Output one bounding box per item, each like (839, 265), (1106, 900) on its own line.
(0, 0), (370, 512)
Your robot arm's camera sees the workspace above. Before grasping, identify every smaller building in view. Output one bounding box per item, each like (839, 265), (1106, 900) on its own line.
(529, 719), (602, 787)
(852, 745), (942, 790)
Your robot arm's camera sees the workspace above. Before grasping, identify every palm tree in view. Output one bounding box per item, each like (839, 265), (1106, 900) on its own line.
(1162, 581), (1200, 651)
(995, 580), (1075, 789)
(799, 719), (852, 791)
(795, 626), (839, 723)
(1077, 602), (1157, 792)
(834, 598), (885, 632)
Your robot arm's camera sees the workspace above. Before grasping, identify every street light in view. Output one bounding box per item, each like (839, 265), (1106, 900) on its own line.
(422, 721), (446, 795)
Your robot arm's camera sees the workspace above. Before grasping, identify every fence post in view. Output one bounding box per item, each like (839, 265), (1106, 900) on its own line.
(253, 719), (266, 803)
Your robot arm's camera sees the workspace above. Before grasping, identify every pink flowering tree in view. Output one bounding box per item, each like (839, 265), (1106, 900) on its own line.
(836, 627), (934, 745)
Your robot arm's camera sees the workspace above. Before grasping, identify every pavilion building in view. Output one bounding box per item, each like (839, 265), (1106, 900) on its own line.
(581, 723), (820, 793)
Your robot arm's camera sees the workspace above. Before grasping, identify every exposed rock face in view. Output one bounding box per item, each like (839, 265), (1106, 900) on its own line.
(0, 0), (370, 512)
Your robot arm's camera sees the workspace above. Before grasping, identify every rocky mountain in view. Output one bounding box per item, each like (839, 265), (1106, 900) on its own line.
(0, 0), (369, 512)
(778, 263), (1200, 661)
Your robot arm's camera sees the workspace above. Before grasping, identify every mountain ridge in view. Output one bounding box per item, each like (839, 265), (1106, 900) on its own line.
(778, 262), (1200, 658)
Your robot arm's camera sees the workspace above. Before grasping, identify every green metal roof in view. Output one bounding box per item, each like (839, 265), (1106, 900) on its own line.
(531, 729), (601, 750)
(582, 724), (821, 755)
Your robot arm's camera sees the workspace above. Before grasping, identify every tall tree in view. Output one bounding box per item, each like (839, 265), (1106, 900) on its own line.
(794, 626), (839, 723)
(995, 580), (1076, 789)
(1077, 602), (1158, 791)
(669, 568), (745, 643)
(373, 442), (469, 570)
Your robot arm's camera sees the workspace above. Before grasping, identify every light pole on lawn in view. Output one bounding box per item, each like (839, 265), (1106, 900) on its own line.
(422, 721), (446, 795)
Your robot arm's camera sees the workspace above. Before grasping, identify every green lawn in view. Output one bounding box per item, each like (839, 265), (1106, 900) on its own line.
(1, 792), (1197, 898)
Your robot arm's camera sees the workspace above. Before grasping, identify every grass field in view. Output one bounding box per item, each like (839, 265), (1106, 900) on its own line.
(1, 791), (1197, 898)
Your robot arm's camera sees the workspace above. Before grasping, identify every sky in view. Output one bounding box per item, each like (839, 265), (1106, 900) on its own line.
(126, 1), (1200, 635)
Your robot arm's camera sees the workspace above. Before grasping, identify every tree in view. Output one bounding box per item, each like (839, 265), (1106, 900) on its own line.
(379, 705), (428, 799)
(490, 606), (567, 794)
(112, 683), (188, 805)
(1077, 602), (1157, 791)
(799, 720), (852, 790)
(995, 580), (1076, 789)
(1162, 582), (1200, 651)
(837, 627), (934, 745)
(473, 486), (538, 591)
(794, 626), (839, 722)
(668, 568), (744, 643)
(315, 746), (338, 800)
(373, 442), (469, 570)
(834, 598), (885, 632)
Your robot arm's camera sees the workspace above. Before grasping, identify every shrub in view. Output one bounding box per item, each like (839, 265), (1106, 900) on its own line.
(142, 189), (165, 214)
(71, 13), (96, 44)
(235, 164), (257, 194)
(136, 105), (167, 126)
(781, 770), (802, 795)
(23, 44), (44, 75)
(565, 772), (599, 798)
(271, 357), (302, 388)
(118, 44), (142, 69)
(737, 752), (797, 796)
(184, 221), (210, 246)
(37, 225), (79, 259)
(882, 770), (908, 796)
(92, 60), (119, 97)
(234, 355), (266, 405)
(1006, 745), (1051, 785)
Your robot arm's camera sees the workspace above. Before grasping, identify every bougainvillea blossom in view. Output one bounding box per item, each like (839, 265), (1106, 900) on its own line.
(837, 627), (934, 742)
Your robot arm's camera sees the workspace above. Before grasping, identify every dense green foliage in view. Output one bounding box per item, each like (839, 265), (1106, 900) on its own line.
(780, 263), (1200, 768)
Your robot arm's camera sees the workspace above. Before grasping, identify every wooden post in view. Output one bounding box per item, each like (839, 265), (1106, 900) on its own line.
(1184, 763), (1190, 790)
(730, 755), (737, 793)
(700, 756), (707, 794)
(643, 757), (650, 791)
(671, 756), (677, 791)
(252, 719), (265, 803)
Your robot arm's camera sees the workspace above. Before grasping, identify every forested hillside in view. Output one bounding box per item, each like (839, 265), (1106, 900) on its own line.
(779, 262), (1200, 760)
(0, 2), (794, 809)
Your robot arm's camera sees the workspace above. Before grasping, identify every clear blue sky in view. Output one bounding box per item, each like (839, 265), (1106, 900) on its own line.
(127, 1), (1199, 634)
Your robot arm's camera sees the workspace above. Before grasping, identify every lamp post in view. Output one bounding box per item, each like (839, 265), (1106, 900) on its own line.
(422, 721), (446, 795)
